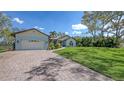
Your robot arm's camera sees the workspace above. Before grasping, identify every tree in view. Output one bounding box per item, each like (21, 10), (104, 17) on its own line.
(0, 12), (12, 33)
(0, 12), (14, 49)
(92, 12), (113, 38)
(82, 12), (97, 40)
(0, 28), (14, 45)
(56, 32), (66, 37)
(82, 12), (113, 38)
(110, 12), (124, 46)
(49, 31), (57, 39)
(49, 31), (57, 43)
(81, 11), (124, 47)
(74, 36), (82, 46)
(49, 31), (57, 49)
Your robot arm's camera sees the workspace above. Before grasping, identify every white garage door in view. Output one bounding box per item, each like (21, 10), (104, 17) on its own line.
(21, 40), (45, 50)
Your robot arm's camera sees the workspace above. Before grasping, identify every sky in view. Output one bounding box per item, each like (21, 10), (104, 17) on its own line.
(4, 11), (88, 36)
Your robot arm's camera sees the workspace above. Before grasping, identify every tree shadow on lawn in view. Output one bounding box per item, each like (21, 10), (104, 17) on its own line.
(25, 57), (64, 81)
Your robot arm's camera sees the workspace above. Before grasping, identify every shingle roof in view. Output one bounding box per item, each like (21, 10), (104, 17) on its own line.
(57, 35), (76, 41)
(58, 35), (70, 41)
(14, 28), (49, 37)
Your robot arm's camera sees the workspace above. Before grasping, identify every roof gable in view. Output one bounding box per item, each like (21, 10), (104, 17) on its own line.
(58, 35), (75, 41)
(14, 28), (49, 37)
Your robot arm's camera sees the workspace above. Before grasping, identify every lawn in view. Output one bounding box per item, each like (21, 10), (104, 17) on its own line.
(55, 47), (124, 80)
(0, 46), (10, 53)
(0, 47), (6, 53)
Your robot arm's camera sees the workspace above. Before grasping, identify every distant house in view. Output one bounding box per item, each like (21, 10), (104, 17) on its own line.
(14, 28), (76, 50)
(0, 36), (8, 45)
(0, 36), (4, 43)
(55, 35), (76, 47)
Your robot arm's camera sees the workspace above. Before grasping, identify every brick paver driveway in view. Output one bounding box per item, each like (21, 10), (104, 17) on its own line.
(0, 50), (112, 81)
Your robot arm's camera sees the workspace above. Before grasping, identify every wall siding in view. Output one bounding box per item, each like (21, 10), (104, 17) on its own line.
(15, 29), (49, 50)
(65, 38), (76, 47)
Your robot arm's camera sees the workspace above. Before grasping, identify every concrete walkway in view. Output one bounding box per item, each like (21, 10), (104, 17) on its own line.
(0, 50), (113, 81)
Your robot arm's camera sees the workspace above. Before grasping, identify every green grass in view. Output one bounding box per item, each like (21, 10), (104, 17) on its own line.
(0, 46), (9, 53)
(55, 47), (124, 80)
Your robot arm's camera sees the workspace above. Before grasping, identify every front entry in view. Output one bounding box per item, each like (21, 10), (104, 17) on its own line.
(69, 41), (73, 46)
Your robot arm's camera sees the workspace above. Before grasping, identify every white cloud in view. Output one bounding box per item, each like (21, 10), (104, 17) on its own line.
(72, 30), (82, 36)
(34, 26), (44, 30)
(65, 32), (69, 35)
(13, 17), (24, 24)
(72, 24), (88, 30)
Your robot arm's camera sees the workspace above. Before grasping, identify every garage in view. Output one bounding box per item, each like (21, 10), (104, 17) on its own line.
(14, 28), (49, 50)
(21, 40), (45, 50)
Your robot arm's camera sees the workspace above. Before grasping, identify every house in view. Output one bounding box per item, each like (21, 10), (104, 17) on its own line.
(55, 35), (76, 47)
(14, 28), (49, 50)
(0, 36), (4, 44)
(14, 28), (76, 50)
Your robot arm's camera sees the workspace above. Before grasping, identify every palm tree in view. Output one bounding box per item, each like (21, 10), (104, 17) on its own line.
(49, 31), (57, 49)
(49, 31), (57, 39)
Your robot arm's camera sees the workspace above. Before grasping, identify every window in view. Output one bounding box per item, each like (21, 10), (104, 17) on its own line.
(29, 40), (40, 42)
(17, 40), (19, 43)
(69, 41), (73, 46)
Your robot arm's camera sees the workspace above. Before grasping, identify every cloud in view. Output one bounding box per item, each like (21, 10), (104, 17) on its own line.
(13, 17), (24, 24)
(72, 24), (88, 30)
(65, 32), (69, 35)
(34, 26), (44, 30)
(72, 30), (82, 36)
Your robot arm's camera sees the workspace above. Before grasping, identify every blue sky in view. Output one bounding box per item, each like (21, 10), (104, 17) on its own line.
(4, 11), (88, 36)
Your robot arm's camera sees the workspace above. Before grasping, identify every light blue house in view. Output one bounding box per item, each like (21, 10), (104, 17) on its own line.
(53, 35), (76, 47)
(14, 28), (49, 50)
(14, 28), (76, 50)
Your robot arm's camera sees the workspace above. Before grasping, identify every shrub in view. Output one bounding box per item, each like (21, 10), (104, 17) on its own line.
(76, 36), (119, 48)
(49, 42), (55, 50)
(55, 42), (61, 49)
